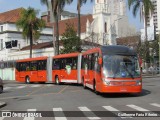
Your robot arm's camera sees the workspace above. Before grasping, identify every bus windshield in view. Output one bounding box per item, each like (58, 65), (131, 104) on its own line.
(103, 55), (141, 78)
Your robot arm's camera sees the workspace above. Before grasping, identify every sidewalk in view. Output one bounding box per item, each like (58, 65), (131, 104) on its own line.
(142, 74), (160, 78)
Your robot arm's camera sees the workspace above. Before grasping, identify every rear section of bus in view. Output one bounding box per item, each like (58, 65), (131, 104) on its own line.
(15, 57), (48, 83)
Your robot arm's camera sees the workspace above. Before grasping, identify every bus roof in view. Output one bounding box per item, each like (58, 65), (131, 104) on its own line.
(53, 53), (79, 59)
(82, 45), (136, 56)
(82, 48), (101, 55)
(16, 56), (48, 62)
(101, 45), (136, 56)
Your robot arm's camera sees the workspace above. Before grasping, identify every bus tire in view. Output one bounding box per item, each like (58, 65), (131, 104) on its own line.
(55, 76), (60, 85)
(25, 76), (30, 84)
(0, 86), (3, 94)
(93, 80), (99, 95)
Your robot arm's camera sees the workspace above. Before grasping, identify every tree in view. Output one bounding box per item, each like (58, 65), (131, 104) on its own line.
(60, 23), (81, 54)
(16, 7), (45, 58)
(41, 0), (73, 55)
(77, 0), (93, 40)
(128, 0), (154, 69)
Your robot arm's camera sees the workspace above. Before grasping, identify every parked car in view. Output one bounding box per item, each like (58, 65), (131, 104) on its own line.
(0, 77), (3, 93)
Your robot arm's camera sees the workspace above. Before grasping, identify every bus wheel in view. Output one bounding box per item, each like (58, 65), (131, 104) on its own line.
(26, 77), (30, 84)
(93, 81), (99, 95)
(55, 76), (60, 85)
(0, 86), (3, 94)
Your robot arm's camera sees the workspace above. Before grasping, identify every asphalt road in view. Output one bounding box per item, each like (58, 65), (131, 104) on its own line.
(0, 77), (160, 120)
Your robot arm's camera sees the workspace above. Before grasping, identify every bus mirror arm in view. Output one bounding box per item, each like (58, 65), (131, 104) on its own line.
(98, 58), (102, 65)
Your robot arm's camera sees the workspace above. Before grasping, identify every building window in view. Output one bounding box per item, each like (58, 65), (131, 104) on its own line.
(0, 39), (3, 50)
(104, 22), (107, 33)
(0, 26), (3, 32)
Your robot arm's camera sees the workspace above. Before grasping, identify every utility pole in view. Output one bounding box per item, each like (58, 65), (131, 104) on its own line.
(159, 32), (160, 73)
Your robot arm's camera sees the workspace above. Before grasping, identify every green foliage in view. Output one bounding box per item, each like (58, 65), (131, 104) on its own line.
(16, 7), (45, 40)
(128, 0), (154, 17)
(16, 7), (45, 58)
(137, 39), (159, 63)
(60, 23), (81, 54)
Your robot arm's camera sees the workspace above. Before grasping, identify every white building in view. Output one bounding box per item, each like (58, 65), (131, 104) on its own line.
(146, 0), (160, 34)
(93, 0), (136, 39)
(0, 8), (54, 61)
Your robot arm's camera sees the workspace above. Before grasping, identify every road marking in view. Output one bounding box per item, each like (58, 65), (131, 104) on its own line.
(58, 86), (69, 94)
(30, 85), (42, 88)
(53, 108), (67, 120)
(103, 106), (119, 111)
(78, 106), (101, 120)
(46, 84), (55, 87)
(27, 86), (46, 96)
(103, 106), (132, 119)
(3, 87), (12, 91)
(126, 104), (149, 111)
(16, 86), (26, 89)
(23, 109), (36, 120)
(150, 103), (160, 108)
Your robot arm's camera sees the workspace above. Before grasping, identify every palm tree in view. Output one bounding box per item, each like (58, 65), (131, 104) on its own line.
(128, 0), (154, 69)
(77, 0), (93, 40)
(41, 0), (73, 55)
(128, 0), (154, 42)
(16, 7), (45, 58)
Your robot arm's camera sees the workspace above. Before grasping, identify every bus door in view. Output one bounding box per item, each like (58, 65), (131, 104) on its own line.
(88, 54), (94, 87)
(60, 59), (68, 82)
(83, 55), (90, 86)
(19, 62), (29, 81)
(30, 61), (38, 82)
(37, 60), (47, 82)
(61, 58), (78, 83)
(66, 57), (78, 83)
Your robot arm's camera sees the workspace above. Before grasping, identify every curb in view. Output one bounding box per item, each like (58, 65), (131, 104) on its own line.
(142, 75), (160, 78)
(0, 101), (7, 108)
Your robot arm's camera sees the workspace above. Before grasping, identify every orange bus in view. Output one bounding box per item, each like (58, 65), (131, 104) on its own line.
(15, 56), (52, 83)
(52, 53), (82, 84)
(81, 45), (142, 94)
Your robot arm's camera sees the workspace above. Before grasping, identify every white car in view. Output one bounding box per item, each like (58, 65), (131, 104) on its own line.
(0, 77), (3, 94)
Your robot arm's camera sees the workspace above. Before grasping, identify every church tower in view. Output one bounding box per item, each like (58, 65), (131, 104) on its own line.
(91, 0), (117, 45)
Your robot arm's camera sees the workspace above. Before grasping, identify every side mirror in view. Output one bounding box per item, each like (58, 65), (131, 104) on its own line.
(98, 58), (102, 65)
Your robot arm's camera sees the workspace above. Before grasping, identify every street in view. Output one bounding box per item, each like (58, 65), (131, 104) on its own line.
(0, 77), (160, 120)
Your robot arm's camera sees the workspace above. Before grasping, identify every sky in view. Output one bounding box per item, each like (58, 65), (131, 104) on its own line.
(0, 0), (143, 31)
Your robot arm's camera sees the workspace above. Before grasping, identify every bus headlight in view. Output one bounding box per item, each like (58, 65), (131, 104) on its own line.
(136, 80), (142, 86)
(102, 78), (111, 86)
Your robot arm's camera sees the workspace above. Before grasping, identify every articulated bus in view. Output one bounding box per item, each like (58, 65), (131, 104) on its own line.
(15, 56), (52, 83)
(52, 53), (82, 84)
(15, 45), (142, 94)
(81, 45), (142, 93)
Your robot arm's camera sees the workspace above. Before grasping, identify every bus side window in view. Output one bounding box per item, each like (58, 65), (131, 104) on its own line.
(61, 59), (66, 69)
(72, 57), (77, 70)
(26, 62), (30, 71)
(30, 61), (37, 71)
(16, 63), (20, 71)
(94, 53), (100, 72)
(65, 58), (72, 69)
(53, 59), (60, 70)
(88, 54), (92, 70)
